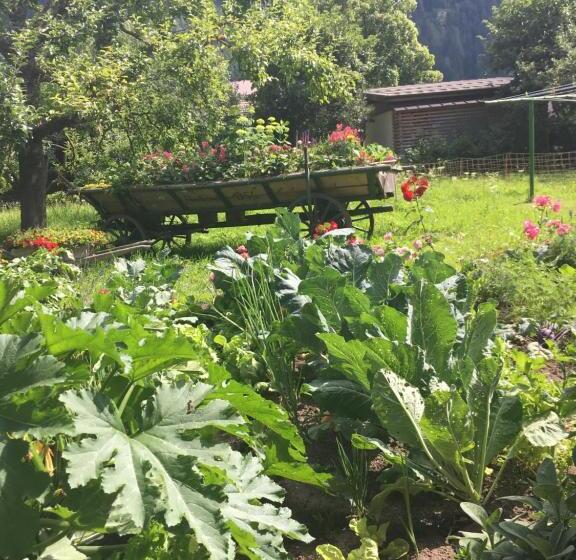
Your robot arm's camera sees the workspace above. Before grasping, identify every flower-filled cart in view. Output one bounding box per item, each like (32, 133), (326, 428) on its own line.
(79, 119), (406, 246)
(79, 163), (403, 246)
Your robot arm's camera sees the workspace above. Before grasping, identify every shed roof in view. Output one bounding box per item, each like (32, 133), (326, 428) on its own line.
(394, 99), (484, 112)
(367, 77), (513, 101)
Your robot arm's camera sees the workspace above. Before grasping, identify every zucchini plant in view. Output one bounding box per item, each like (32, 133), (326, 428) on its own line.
(0, 255), (316, 559)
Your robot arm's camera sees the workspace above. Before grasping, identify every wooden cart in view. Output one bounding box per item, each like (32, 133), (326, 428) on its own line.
(79, 163), (401, 246)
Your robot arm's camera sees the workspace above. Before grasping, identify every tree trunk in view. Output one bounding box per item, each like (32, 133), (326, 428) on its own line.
(18, 136), (48, 230)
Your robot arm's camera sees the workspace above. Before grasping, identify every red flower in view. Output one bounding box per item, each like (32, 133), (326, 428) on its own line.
(401, 175), (429, 202)
(24, 236), (59, 251)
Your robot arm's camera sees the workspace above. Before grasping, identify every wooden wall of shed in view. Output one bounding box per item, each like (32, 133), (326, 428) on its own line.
(393, 104), (501, 153)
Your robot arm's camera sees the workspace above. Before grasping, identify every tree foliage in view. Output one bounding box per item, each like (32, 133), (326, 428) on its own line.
(252, 0), (441, 136)
(486, 0), (576, 150)
(486, 0), (576, 90)
(0, 0), (367, 227)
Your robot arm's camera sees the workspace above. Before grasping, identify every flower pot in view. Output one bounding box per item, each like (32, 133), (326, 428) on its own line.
(9, 247), (36, 258)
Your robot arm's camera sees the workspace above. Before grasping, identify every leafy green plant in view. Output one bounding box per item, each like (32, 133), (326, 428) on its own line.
(316, 518), (408, 560)
(336, 438), (368, 517)
(468, 250), (576, 324)
(456, 459), (576, 559)
(0, 255), (321, 559)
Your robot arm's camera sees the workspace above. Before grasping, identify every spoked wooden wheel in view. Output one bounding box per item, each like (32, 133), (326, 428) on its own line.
(289, 193), (351, 237)
(346, 200), (375, 238)
(153, 215), (192, 250)
(102, 215), (147, 247)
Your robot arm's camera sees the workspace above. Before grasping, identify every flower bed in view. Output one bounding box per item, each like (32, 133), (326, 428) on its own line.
(4, 228), (109, 257)
(83, 118), (395, 189)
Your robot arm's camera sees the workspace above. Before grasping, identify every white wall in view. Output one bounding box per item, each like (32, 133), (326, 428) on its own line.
(366, 110), (394, 147)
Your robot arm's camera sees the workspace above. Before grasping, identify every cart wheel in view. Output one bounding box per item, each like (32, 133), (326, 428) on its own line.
(153, 215), (192, 250)
(102, 215), (147, 246)
(289, 193), (351, 237)
(346, 200), (375, 238)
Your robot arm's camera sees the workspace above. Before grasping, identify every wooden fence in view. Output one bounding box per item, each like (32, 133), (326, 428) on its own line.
(423, 151), (576, 176)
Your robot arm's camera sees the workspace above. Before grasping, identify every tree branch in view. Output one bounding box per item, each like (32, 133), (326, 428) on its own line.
(33, 115), (83, 139)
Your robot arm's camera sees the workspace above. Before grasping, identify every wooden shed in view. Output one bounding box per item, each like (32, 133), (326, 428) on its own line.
(365, 77), (513, 153)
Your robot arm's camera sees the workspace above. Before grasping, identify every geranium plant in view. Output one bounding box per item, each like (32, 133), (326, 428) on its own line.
(5, 228), (109, 250)
(523, 195), (572, 242)
(400, 174), (431, 235)
(83, 119), (395, 189)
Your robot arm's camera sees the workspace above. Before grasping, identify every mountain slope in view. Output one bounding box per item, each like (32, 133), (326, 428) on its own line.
(413, 0), (501, 81)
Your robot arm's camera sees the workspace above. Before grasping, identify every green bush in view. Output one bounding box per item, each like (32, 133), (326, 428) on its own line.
(468, 251), (576, 323)
(540, 231), (576, 269)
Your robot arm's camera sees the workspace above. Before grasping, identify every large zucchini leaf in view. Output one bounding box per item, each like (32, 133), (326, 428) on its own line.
(62, 381), (311, 559)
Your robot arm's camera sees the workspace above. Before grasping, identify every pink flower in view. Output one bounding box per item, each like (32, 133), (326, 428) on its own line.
(383, 232), (393, 242)
(551, 200), (562, 213)
(523, 220), (540, 240)
(346, 235), (363, 246)
(373, 245), (386, 257)
(182, 164), (190, 174)
(394, 246), (411, 257)
(546, 220), (562, 229)
(235, 245), (249, 259)
(328, 124), (361, 144)
(162, 151), (174, 160)
(557, 223), (572, 236)
(413, 239), (423, 251)
(217, 146), (227, 162)
(533, 195), (552, 208)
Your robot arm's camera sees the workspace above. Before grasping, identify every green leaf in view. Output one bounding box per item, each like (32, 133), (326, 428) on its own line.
(0, 334), (65, 402)
(523, 412), (568, 447)
(382, 539), (409, 560)
(409, 280), (457, 374)
(62, 383), (239, 557)
(308, 379), (372, 420)
(485, 394), (523, 465)
(460, 303), (497, 365)
(275, 208), (302, 241)
(208, 379), (305, 455)
(316, 544), (346, 560)
(366, 253), (403, 302)
(0, 439), (50, 558)
(364, 339), (422, 386)
(349, 538), (379, 560)
(299, 270), (347, 328)
(38, 537), (88, 560)
(372, 370), (425, 447)
(411, 252), (457, 284)
(325, 245), (373, 285)
(61, 382), (309, 559)
(0, 281), (55, 327)
(374, 306), (408, 342)
(317, 333), (370, 389)
(460, 502), (490, 529)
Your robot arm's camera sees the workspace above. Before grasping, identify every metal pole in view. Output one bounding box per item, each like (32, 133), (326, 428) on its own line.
(528, 100), (536, 200)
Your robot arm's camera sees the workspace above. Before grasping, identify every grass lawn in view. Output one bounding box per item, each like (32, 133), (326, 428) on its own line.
(2, 172), (575, 301)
